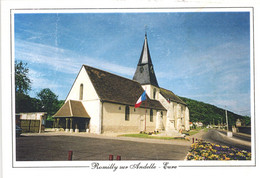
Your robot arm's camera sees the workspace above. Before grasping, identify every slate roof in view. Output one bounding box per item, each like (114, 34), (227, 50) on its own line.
(84, 65), (166, 110)
(53, 100), (90, 118)
(133, 34), (159, 87)
(160, 88), (187, 106)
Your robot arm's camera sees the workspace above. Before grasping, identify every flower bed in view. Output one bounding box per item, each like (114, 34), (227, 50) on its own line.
(186, 140), (251, 160)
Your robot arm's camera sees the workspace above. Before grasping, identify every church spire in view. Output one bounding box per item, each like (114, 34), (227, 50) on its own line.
(137, 33), (152, 65)
(133, 34), (159, 87)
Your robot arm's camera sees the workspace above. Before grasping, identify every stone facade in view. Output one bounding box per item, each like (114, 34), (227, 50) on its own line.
(145, 84), (190, 133)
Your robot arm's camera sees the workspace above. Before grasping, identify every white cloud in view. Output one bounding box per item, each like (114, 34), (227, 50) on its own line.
(211, 93), (251, 116)
(15, 39), (135, 77)
(29, 69), (62, 89)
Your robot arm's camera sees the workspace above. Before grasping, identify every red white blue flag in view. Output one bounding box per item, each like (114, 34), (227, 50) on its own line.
(135, 91), (147, 108)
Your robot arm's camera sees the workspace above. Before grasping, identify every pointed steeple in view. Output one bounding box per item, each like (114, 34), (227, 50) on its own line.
(137, 33), (152, 65)
(133, 34), (159, 87)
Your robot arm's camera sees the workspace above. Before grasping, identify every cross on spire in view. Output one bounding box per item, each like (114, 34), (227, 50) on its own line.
(145, 25), (148, 36)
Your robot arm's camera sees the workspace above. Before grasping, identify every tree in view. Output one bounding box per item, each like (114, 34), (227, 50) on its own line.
(37, 88), (59, 119)
(15, 92), (43, 113)
(15, 61), (31, 94)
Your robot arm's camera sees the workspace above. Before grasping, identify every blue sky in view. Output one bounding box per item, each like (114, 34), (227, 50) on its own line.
(14, 12), (251, 116)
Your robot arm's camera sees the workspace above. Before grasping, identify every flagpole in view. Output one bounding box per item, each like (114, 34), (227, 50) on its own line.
(135, 90), (147, 132)
(145, 97), (147, 132)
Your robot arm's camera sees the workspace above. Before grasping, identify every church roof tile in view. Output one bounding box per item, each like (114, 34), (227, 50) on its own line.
(84, 65), (166, 110)
(160, 88), (187, 105)
(53, 100), (90, 118)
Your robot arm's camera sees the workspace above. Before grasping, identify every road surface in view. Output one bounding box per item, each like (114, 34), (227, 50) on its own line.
(201, 129), (251, 151)
(16, 132), (191, 161)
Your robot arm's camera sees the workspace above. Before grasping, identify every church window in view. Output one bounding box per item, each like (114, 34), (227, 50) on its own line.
(119, 106), (121, 110)
(140, 66), (144, 73)
(150, 109), (153, 122)
(79, 83), (83, 100)
(125, 105), (130, 121)
(150, 66), (154, 74)
(153, 88), (156, 99)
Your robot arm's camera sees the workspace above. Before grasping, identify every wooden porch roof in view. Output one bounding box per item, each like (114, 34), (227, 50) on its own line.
(53, 100), (90, 118)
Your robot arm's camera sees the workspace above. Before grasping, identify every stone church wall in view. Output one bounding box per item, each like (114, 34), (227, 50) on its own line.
(102, 102), (165, 133)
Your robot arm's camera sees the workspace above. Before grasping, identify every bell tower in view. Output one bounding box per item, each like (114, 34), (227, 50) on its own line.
(133, 34), (159, 100)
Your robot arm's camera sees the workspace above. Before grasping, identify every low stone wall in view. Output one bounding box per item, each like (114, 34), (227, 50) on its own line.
(238, 127), (251, 135)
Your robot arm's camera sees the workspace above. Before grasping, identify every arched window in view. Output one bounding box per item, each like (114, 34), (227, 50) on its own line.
(153, 88), (156, 99)
(125, 105), (130, 121)
(150, 109), (153, 122)
(79, 83), (83, 100)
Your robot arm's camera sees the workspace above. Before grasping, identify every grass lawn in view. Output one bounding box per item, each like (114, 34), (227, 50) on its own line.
(183, 128), (207, 136)
(118, 133), (187, 140)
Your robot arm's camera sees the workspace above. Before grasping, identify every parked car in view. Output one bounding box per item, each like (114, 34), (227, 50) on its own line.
(16, 125), (22, 137)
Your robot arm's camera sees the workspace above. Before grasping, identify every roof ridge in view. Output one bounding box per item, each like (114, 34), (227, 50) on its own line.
(159, 88), (186, 105)
(83, 64), (141, 85)
(68, 100), (73, 117)
(160, 87), (173, 93)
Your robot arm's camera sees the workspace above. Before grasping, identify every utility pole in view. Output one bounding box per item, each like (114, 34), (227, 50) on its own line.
(225, 108), (232, 137)
(225, 109), (229, 132)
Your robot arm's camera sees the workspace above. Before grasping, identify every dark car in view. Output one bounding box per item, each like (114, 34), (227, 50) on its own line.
(16, 125), (22, 137)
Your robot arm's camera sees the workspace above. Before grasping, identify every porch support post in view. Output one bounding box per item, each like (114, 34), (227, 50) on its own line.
(53, 118), (56, 129)
(85, 119), (89, 133)
(57, 118), (60, 128)
(56, 118), (60, 131)
(65, 118), (69, 132)
(70, 118), (73, 133)
(75, 119), (79, 133)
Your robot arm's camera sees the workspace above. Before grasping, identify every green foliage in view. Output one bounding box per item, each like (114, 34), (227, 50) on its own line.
(15, 62), (64, 116)
(15, 61), (31, 94)
(57, 100), (65, 109)
(37, 88), (60, 118)
(15, 93), (43, 113)
(179, 96), (251, 126)
(183, 128), (202, 136)
(16, 91), (64, 119)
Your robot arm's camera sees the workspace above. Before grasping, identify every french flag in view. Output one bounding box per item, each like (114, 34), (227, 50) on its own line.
(135, 91), (147, 108)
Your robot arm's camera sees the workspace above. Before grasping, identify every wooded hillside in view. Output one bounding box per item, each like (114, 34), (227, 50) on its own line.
(179, 96), (251, 126)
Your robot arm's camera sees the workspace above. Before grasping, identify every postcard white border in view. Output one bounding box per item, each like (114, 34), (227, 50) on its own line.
(1, 0), (260, 178)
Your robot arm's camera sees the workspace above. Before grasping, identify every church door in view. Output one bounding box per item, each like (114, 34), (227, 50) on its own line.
(140, 117), (145, 132)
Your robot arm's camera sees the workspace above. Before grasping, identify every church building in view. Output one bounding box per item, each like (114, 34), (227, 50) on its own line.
(53, 34), (190, 135)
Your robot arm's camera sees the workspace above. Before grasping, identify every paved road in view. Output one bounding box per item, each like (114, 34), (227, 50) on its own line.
(16, 133), (191, 161)
(217, 129), (251, 142)
(201, 129), (251, 151)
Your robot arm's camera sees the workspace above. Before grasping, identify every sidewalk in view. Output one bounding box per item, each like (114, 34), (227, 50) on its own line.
(22, 130), (192, 146)
(216, 130), (251, 147)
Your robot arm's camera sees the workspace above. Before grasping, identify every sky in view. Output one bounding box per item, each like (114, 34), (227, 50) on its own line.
(14, 11), (251, 116)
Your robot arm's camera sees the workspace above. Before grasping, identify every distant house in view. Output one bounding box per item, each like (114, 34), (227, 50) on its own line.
(53, 34), (189, 135)
(236, 119), (242, 127)
(194, 122), (203, 127)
